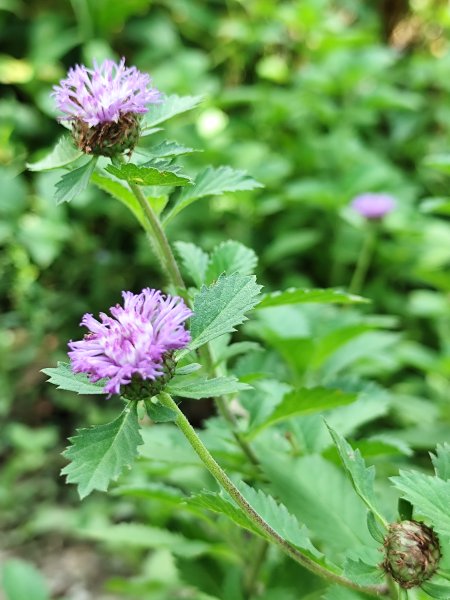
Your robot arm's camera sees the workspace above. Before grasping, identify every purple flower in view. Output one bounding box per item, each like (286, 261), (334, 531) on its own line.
(68, 289), (192, 396)
(351, 193), (396, 220)
(52, 58), (161, 127)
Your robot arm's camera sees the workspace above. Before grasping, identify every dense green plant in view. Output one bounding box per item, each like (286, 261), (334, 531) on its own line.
(1, 1), (450, 599)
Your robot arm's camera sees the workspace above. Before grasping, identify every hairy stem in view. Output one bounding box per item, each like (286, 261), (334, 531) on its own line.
(158, 392), (390, 598)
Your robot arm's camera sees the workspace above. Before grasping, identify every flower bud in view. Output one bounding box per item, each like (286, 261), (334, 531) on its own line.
(382, 520), (441, 589)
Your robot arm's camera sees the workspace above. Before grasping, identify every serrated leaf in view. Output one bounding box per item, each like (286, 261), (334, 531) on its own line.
(91, 171), (144, 224)
(257, 288), (369, 309)
(106, 161), (192, 187)
(166, 375), (250, 399)
(189, 484), (322, 560)
(27, 135), (82, 171)
(141, 94), (203, 131)
(145, 399), (177, 422)
(81, 522), (209, 557)
(343, 557), (384, 587)
(248, 388), (357, 437)
(238, 482), (322, 558)
(54, 156), (98, 204)
(135, 140), (197, 160)
(431, 443), (450, 480)
(188, 491), (259, 533)
(2, 559), (50, 600)
(206, 241), (258, 284)
(42, 362), (106, 395)
(391, 470), (450, 537)
(175, 241), (209, 288)
(326, 424), (388, 527)
(61, 403), (142, 499)
(163, 166), (263, 225)
(184, 273), (262, 354)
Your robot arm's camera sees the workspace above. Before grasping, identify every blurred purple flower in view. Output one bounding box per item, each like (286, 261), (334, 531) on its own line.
(351, 193), (396, 220)
(52, 58), (161, 127)
(68, 289), (192, 396)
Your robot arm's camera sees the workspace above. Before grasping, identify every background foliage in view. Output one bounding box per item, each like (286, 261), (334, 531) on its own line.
(1, 0), (450, 598)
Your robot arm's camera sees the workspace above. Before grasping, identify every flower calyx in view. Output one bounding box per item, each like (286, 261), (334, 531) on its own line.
(382, 520), (441, 589)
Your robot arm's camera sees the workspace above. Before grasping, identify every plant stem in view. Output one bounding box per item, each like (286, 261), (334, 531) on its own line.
(348, 223), (378, 295)
(127, 180), (259, 465)
(158, 392), (389, 598)
(128, 182), (186, 291)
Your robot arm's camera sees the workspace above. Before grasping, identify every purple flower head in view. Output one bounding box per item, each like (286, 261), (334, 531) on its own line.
(52, 58), (161, 127)
(351, 193), (396, 220)
(68, 289), (192, 397)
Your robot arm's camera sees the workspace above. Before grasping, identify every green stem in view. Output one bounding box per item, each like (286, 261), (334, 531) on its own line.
(348, 223), (378, 295)
(158, 392), (389, 598)
(127, 179), (259, 465)
(128, 182), (186, 291)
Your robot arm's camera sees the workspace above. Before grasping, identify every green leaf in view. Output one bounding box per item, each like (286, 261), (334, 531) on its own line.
(174, 241), (209, 288)
(422, 579), (450, 599)
(188, 491), (259, 533)
(259, 453), (377, 557)
(206, 241), (258, 284)
(185, 273), (262, 354)
(27, 135), (82, 171)
(2, 559), (50, 600)
(166, 375), (250, 399)
(106, 161), (192, 187)
(248, 387), (357, 437)
(141, 94), (203, 131)
(81, 522), (209, 557)
(322, 586), (367, 600)
(257, 288), (370, 309)
(42, 362), (106, 395)
(163, 166), (263, 225)
(61, 403), (142, 499)
(91, 171), (144, 225)
(175, 363), (202, 376)
(431, 443), (450, 480)
(326, 424), (388, 527)
(135, 140), (197, 159)
(54, 156), (98, 204)
(114, 482), (185, 503)
(423, 153), (450, 174)
(237, 482), (322, 558)
(190, 484), (322, 559)
(366, 512), (385, 544)
(398, 498), (413, 521)
(145, 399), (177, 422)
(343, 557), (384, 587)
(391, 470), (450, 537)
